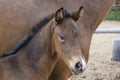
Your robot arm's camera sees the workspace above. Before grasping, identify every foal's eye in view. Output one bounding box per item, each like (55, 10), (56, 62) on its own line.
(58, 35), (65, 43)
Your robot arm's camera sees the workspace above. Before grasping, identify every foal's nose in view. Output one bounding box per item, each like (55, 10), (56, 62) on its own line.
(71, 57), (87, 75)
(75, 62), (83, 72)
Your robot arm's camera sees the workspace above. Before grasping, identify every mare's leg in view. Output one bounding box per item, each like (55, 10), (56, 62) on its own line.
(49, 58), (72, 80)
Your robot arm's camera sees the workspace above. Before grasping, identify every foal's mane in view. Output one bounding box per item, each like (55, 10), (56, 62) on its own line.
(1, 8), (71, 58)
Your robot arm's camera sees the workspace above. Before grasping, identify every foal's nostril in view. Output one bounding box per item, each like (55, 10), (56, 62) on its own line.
(75, 62), (82, 71)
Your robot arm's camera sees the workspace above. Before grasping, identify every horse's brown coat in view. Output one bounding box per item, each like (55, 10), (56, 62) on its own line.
(49, 0), (116, 80)
(0, 7), (85, 80)
(0, 16), (59, 80)
(0, 0), (115, 80)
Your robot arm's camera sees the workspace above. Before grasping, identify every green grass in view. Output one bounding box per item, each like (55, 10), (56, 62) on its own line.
(106, 10), (120, 21)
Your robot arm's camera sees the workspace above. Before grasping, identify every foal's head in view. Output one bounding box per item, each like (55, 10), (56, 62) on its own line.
(52, 7), (86, 75)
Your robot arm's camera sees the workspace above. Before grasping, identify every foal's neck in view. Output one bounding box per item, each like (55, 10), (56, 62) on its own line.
(21, 20), (57, 79)
(1, 20), (58, 80)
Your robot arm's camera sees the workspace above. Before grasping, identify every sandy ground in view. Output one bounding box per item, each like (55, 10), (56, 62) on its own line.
(71, 21), (120, 80)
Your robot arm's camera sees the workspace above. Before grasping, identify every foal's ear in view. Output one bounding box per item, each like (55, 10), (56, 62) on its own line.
(71, 6), (84, 21)
(55, 7), (64, 23)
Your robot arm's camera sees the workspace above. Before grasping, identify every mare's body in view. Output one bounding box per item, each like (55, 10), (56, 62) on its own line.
(49, 0), (115, 79)
(0, 0), (115, 80)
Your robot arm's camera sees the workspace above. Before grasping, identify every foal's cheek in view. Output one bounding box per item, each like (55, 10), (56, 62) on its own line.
(54, 35), (62, 54)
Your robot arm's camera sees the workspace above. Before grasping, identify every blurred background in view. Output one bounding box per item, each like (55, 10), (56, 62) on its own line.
(106, 0), (120, 20)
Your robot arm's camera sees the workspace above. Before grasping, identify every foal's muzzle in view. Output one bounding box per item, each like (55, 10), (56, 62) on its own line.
(71, 58), (87, 75)
(75, 62), (83, 72)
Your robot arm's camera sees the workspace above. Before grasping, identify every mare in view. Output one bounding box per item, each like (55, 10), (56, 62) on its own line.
(49, 0), (116, 80)
(0, 0), (115, 80)
(0, 7), (85, 80)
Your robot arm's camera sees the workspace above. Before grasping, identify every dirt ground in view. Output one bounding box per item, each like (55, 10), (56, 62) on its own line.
(71, 21), (120, 80)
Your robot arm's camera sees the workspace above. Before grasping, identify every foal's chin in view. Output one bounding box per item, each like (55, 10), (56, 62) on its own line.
(71, 68), (84, 75)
